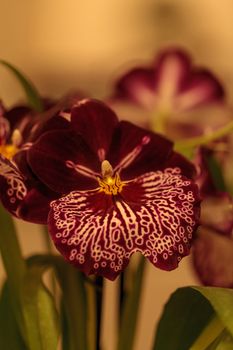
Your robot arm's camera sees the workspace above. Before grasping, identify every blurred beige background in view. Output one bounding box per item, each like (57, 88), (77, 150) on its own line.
(1, 0), (233, 349)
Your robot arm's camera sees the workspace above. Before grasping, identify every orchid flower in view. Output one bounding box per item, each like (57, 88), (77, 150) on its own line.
(0, 99), (200, 280)
(109, 48), (231, 140)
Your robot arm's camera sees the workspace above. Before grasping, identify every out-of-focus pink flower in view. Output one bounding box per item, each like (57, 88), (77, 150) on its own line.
(109, 48), (231, 139)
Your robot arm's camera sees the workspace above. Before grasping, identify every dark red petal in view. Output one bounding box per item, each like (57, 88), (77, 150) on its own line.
(121, 170), (200, 270)
(48, 168), (200, 280)
(161, 151), (196, 179)
(107, 121), (173, 180)
(48, 189), (131, 280)
(18, 188), (58, 224)
(71, 99), (118, 160)
(27, 114), (71, 143)
(193, 228), (233, 287)
(201, 194), (233, 235)
(176, 70), (225, 111)
(0, 116), (10, 145)
(4, 106), (32, 132)
(0, 156), (59, 224)
(28, 129), (100, 193)
(154, 48), (191, 99)
(114, 68), (155, 108)
(0, 156), (28, 217)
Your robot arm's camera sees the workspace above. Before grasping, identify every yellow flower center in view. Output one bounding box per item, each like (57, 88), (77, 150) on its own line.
(0, 144), (18, 159)
(98, 160), (125, 195)
(0, 129), (21, 160)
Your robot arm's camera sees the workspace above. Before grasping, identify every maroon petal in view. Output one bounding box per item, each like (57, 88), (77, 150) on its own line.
(0, 155), (59, 223)
(193, 228), (233, 287)
(26, 114), (71, 143)
(71, 99), (118, 160)
(48, 168), (200, 280)
(0, 116), (10, 145)
(28, 129), (100, 193)
(114, 68), (155, 108)
(154, 49), (191, 101)
(107, 121), (173, 180)
(4, 106), (32, 133)
(121, 170), (200, 270)
(201, 194), (233, 235)
(18, 187), (58, 224)
(176, 70), (224, 111)
(0, 155), (28, 217)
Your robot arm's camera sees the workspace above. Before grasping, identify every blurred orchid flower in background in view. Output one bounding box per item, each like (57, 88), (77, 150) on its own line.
(193, 194), (233, 288)
(109, 48), (232, 139)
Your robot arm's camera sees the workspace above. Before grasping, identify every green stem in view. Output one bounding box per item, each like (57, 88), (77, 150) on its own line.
(86, 279), (97, 350)
(150, 111), (168, 134)
(117, 257), (145, 350)
(175, 120), (233, 151)
(0, 205), (26, 290)
(0, 205), (26, 337)
(41, 225), (56, 295)
(190, 317), (225, 350)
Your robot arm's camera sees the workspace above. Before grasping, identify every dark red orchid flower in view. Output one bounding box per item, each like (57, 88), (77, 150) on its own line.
(0, 93), (83, 223)
(0, 99), (200, 280)
(193, 194), (233, 288)
(109, 48), (230, 139)
(191, 141), (233, 287)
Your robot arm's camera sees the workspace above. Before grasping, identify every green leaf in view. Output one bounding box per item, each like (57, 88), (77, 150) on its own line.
(0, 282), (27, 350)
(0, 59), (43, 112)
(0, 205), (26, 337)
(153, 286), (233, 350)
(21, 264), (60, 350)
(194, 287), (233, 337)
(153, 287), (214, 350)
(205, 329), (233, 350)
(54, 260), (88, 350)
(28, 254), (89, 350)
(117, 257), (145, 350)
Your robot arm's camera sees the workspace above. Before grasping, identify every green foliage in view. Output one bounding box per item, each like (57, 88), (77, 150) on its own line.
(117, 257), (145, 350)
(0, 283), (27, 350)
(153, 286), (233, 350)
(0, 59), (43, 112)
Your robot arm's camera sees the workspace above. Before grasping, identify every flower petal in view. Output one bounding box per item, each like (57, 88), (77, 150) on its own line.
(0, 155), (54, 223)
(154, 48), (191, 103)
(201, 194), (233, 235)
(114, 68), (155, 108)
(18, 187), (57, 224)
(28, 129), (100, 193)
(0, 155), (28, 216)
(71, 99), (118, 160)
(0, 116), (10, 145)
(193, 228), (233, 287)
(107, 121), (173, 179)
(175, 70), (224, 111)
(48, 168), (199, 280)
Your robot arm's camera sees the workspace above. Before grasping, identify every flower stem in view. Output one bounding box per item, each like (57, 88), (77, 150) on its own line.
(86, 277), (97, 350)
(175, 120), (233, 151)
(0, 205), (26, 290)
(96, 277), (103, 350)
(190, 316), (225, 350)
(0, 205), (26, 335)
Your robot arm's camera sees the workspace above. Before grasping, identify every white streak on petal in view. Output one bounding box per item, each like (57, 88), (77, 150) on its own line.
(66, 160), (100, 179)
(114, 135), (151, 173)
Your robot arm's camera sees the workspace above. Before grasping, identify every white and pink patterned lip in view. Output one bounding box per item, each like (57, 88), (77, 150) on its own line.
(48, 167), (199, 280)
(0, 155), (27, 216)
